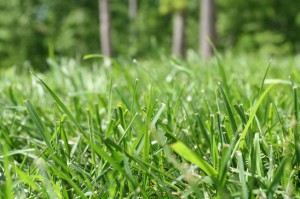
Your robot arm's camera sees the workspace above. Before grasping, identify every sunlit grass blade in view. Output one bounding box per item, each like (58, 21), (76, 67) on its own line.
(219, 83), (237, 137)
(1, 141), (14, 199)
(171, 141), (217, 177)
(238, 83), (277, 149)
(31, 73), (87, 138)
(258, 60), (272, 97)
(24, 100), (53, 151)
(236, 151), (249, 199)
(254, 133), (264, 178)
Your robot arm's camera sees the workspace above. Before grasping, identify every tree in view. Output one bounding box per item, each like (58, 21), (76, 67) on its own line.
(160, 0), (187, 57)
(99, 0), (112, 56)
(172, 11), (186, 57)
(200, 0), (216, 59)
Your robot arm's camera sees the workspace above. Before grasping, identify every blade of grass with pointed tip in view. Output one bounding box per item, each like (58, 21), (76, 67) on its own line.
(24, 100), (53, 151)
(31, 73), (87, 138)
(258, 60), (272, 97)
(238, 83), (277, 149)
(219, 83), (237, 137)
(171, 141), (217, 177)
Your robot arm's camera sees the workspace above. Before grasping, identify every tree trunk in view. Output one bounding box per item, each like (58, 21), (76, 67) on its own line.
(172, 11), (186, 57)
(99, 0), (112, 57)
(128, 0), (137, 20)
(128, 0), (137, 48)
(200, 0), (216, 59)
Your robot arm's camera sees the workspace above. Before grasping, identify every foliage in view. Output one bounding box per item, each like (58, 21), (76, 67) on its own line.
(1, 54), (300, 197)
(1, 0), (300, 69)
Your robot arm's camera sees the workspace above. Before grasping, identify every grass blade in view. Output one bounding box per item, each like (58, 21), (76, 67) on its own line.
(24, 100), (53, 151)
(238, 83), (277, 149)
(31, 73), (87, 138)
(171, 141), (217, 177)
(236, 151), (248, 199)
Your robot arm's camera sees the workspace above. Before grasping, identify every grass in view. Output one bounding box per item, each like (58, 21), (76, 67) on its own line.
(1, 52), (300, 198)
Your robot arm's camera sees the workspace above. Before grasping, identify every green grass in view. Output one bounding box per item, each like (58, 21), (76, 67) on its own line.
(1, 53), (300, 198)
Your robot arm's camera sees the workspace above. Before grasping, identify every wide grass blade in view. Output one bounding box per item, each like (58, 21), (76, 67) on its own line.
(1, 141), (14, 199)
(171, 141), (217, 177)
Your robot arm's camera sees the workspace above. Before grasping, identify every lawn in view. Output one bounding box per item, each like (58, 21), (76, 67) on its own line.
(1, 53), (300, 198)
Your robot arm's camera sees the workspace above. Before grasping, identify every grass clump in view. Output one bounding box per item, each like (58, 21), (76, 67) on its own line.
(1, 53), (300, 198)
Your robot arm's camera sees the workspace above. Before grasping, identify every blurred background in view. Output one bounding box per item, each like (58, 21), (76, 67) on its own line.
(1, 0), (300, 70)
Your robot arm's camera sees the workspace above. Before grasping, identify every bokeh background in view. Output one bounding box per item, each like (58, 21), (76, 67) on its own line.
(1, 0), (300, 70)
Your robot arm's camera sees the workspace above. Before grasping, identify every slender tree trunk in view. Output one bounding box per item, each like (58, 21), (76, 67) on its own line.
(200, 0), (216, 59)
(99, 0), (112, 56)
(172, 11), (186, 57)
(128, 0), (137, 20)
(128, 0), (137, 49)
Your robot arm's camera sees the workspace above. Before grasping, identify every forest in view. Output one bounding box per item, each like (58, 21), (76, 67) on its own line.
(1, 1), (300, 198)
(1, 0), (300, 69)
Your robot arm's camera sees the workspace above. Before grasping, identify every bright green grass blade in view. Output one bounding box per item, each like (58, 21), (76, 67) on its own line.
(24, 100), (53, 151)
(31, 73), (87, 138)
(238, 83), (277, 149)
(50, 166), (88, 199)
(171, 141), (217, 177)
(83, 54), (105, 60)
(1, 141), (14, 199)
(266, 157), (288, 198)
(150, 103), (166, 129)
(219, 83), (237, 136)
(236, 151), (249, 199)
(59, 114), (70, 158)
(293, 86), (300, 165)
(14, 166), (40, 191)
(254, 133), (264, 177)
(258, 60), (272, 97)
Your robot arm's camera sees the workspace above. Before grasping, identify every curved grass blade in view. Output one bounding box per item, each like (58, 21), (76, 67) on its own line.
(238, 83), (277, 149)
(31, 73), (87, 138)
(171, 141), (217, 177)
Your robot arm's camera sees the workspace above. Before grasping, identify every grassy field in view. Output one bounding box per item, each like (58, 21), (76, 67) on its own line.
(1, 52), (300, 198)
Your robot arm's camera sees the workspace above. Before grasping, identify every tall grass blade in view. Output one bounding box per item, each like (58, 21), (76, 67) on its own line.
(236, 151), (249, 199)
(293, 86), (300, 165)
(219, 83), (237, 136)
(238, 83), (277, 149)
(31, 73), (87, 138)
(258, 60), (272, 97)
(1, 141), (14, 199)
(24, 100), (53, 151)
